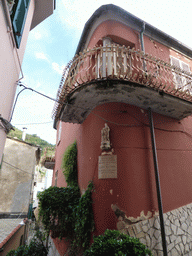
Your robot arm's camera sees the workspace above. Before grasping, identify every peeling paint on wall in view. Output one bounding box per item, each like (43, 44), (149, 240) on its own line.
(111, 204), (158, 224)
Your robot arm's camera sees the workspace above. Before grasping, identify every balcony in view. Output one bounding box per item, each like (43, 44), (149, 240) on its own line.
(53, 45), (192, 124)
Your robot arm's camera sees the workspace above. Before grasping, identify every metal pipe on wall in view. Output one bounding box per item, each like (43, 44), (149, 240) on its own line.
(140, 22), (146, 71)
(148, 107), (168, 256)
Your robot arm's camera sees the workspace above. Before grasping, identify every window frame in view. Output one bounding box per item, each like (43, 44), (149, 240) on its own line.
(57, 121), (62, 145)
(11, 0), (31, 48)
(170, 56), (191, 91)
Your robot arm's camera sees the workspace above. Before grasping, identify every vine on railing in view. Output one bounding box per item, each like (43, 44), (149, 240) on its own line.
(52, 45), (192, 120)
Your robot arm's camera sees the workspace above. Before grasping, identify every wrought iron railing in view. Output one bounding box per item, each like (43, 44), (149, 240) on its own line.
(53, 45), (192, 119)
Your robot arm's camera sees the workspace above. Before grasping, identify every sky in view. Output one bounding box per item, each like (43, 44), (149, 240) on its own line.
(11, 0), (192, 145)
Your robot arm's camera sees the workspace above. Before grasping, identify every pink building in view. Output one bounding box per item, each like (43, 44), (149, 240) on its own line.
(52, 5), (192, 256)
(0, 0), (55, 164)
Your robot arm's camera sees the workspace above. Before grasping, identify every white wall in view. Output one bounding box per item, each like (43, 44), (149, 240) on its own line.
(0, 0), (35, 161)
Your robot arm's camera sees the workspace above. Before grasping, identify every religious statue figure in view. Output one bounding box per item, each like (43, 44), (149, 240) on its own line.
(100, 123), (111, 150)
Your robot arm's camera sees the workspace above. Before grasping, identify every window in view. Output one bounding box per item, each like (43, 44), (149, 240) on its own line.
(170, 56), (191, 91)
(11, 0), (31, 48)
(0, 154), (4, 170)
(55, 170), (58, 187)
(20, 235), (24, 246)
(57, 121), (62, 145)
(96, 37), (131, 78)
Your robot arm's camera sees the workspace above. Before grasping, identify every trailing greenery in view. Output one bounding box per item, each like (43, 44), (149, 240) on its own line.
(38, 182), (94, 254)
(72, 182), (95, 252)
(38, 141), (94, 254)
(37, 186), (81, 239)
(61, 141), (78, 187)
(84, 229), (152, 256)
(6, 230), (48, 256)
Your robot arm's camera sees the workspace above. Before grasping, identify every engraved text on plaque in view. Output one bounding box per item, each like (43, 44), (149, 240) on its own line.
(98, 155), (117, 179)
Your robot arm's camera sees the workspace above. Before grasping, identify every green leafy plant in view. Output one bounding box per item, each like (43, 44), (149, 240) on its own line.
(61, 141), (78, 187)
(72, 182), (95, 252)
(84, 229), (152, 256)
(37, 186), (80, 239)
(38, 141), (95, 255)
(6, 230), (48, 256)
(38, 182), (94, 254)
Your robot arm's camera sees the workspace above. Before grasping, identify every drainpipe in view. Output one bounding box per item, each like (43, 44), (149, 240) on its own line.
(148, 108), (168, 256)
(140, 22), (146, 71)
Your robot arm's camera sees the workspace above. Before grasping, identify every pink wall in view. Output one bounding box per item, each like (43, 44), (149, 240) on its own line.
(54, 102), (192, 239)
(53, 17), (192, 254)
(87, 20), (140, 49)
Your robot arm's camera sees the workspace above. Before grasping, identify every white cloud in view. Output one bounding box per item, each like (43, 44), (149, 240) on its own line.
(33, 31), (42, 40)
(30, 27), (50, 40)
(35, 52), (49, 62)
(52, 62), (65, 75)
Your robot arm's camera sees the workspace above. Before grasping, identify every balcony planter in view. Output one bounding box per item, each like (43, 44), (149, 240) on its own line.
(41, 147), (55, 169)
(6, 0), (15, 12)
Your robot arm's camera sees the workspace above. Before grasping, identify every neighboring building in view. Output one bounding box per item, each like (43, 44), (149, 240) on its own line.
(0, 0), (56, 168)
(0, 219), (27, 256)
(33, 166), (53, 208)
(32, 147), (55, 208)
(0, 137), (40, 255)
(0, 137), (40, 214)
(52, 4), (192, 256)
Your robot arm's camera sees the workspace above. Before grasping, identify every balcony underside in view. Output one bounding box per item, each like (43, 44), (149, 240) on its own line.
(59, 80), (192, 124)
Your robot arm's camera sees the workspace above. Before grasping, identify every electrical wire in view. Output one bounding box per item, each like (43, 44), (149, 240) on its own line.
(92, 111), (145, 127)
(14, 82), (192, 141)
(13, 121), (53, 126)
(2, 161), (33, 176)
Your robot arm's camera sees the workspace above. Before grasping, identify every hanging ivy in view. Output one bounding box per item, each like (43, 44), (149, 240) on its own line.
(61, 141), (78, 187)
(38, 183), (94, 254)
(72, 182), (95, 252)
(38, 141), (95, 254)
(38, 186), (80, 239)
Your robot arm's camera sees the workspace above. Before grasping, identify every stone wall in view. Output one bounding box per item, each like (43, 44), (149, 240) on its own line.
(116, 203), (192, 256)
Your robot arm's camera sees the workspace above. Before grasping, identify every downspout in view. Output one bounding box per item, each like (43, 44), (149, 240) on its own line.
(148, 108), (168, 256)
(140, 22), (146, 71)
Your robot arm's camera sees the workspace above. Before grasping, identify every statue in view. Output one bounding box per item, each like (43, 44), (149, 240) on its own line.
(100, 123), (111, 150)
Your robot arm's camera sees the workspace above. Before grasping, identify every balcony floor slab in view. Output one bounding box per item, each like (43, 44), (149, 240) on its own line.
(60, 80), (192, 123)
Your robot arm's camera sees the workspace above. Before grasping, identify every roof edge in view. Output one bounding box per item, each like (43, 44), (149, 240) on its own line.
(75, 4), (192, 58)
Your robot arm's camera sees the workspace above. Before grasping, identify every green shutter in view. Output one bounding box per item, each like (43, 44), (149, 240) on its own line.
(12, 0), (31, 48)
(0, 154), (4, 170)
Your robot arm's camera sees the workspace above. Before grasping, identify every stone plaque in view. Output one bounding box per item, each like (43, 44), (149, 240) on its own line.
(98, 155), (117, 179)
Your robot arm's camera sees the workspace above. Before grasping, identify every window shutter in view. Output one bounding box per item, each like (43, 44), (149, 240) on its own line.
(0, 154), (4, 170)
(57, 121), (62, 145)
(170, 56), (183, 89)
(181, 62), (190, 73)
(171, 57), (180, 68)
(181, 62), (191, 91)
(12, 0), (31, 48)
